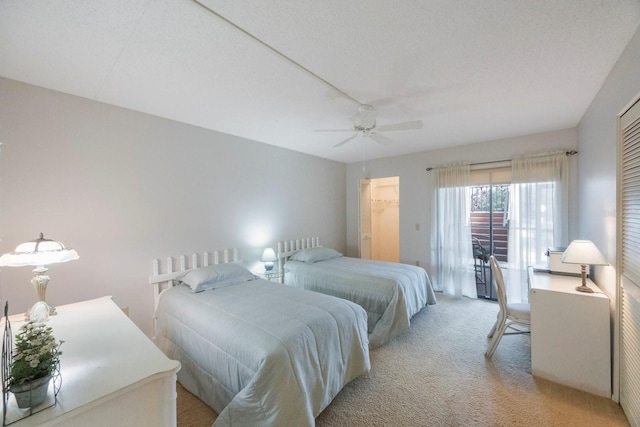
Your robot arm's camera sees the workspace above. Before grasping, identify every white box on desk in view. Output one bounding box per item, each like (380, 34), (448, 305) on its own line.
(546, 247), (582, 276)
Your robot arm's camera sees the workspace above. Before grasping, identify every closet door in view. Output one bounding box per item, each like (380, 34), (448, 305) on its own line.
(619, 97), (640, 426)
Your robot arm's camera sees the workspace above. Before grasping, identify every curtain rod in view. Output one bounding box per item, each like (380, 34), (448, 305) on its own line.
(425, 150), (578, 172)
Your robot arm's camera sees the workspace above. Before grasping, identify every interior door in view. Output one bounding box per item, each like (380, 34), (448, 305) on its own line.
(359, 179), (372, 259)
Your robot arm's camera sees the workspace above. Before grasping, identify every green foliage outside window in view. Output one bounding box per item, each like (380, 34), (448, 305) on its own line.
(471, 185), (509, 212)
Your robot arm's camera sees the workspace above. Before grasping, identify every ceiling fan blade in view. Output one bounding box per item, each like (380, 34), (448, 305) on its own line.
(333, 134), (358, 147)
(369, 132), (394, 146)
(315, 129), (355, 132)
(376, 120), (423, 132)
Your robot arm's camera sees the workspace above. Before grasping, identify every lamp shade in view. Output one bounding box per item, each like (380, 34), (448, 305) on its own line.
(260, 248), (277, 262)
(0, 233), (79, 267)
(561, 240), (607, 266)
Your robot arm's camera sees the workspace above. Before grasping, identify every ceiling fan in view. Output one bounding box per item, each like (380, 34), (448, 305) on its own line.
(190, 3), (424, 150)
(316, 104), (423, 147)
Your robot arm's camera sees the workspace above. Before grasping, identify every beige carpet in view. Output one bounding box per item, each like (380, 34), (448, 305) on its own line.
(177, 293), (629, 426)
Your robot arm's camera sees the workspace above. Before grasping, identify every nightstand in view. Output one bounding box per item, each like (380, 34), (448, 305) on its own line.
(257, 269), (284, 282)
(4, 297), (180, 426)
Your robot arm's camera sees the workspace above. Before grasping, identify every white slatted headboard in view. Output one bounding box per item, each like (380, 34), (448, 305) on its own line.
(278, 237), (320, 257)
(276, 237), (321, 282)
(149, 248), (239, 314)
(276, 237), (321, 258)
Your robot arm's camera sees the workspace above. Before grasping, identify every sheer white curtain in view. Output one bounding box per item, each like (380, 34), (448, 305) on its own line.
(432, 163), (476, 298)
(508, 152), (568, 302)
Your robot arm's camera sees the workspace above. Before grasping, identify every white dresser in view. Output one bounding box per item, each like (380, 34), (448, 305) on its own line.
(528, 268), (611, 397)
(4, 296), (180, 426)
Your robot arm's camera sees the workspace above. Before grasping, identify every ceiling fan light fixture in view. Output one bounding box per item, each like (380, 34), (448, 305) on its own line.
(320, 103), (422, 148)
(358, 104), (377, 130)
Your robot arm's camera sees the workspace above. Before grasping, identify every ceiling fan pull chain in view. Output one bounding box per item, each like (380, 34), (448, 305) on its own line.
(362, 139), (366, 172)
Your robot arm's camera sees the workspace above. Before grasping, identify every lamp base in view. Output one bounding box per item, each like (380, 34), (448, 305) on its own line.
(575, 266), (594, 293)
(26, 300), (54, 322)
(30, 268), (57, 319)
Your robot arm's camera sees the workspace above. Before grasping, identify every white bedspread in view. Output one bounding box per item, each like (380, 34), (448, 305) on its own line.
(284, 257), (437, 348)
(155, 280), (370, 427)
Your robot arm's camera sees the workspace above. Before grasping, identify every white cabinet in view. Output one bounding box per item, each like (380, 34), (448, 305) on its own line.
(528, 268), (610, 397)
(5, 296), (180, 426)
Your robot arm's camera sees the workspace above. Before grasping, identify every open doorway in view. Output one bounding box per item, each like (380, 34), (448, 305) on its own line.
(359, 177), (400, 262)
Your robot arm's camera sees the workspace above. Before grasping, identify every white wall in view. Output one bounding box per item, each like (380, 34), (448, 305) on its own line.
(577, 22), (640, 402)
(577, 24), (640, 296)
(0, 78), (347, 336)
(346, 129), (579, 273)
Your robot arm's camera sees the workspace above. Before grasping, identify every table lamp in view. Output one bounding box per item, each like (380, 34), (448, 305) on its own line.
(561, 240), (608, 293)
(0, 233), (79, 318)
(260, 248), (277, 272)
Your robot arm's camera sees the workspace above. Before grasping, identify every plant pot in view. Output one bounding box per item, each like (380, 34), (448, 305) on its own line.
(10, 375), (51, 408)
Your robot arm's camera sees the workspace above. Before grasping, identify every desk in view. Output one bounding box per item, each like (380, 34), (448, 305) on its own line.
(5, 297), (180, 426)
(528, 268), (610, 397)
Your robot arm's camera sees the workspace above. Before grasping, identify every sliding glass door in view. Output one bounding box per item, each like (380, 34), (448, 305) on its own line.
(434, 154), (567, 302)
(470, 184), (509, 300)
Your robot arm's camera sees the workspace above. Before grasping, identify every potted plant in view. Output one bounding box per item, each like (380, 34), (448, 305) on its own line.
(9, 321), (62, 408)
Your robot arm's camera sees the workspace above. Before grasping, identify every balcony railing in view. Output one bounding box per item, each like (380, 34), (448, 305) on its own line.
(471, 211), (508, 262)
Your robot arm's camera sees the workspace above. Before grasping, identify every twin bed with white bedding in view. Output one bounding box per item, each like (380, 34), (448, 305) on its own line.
(278, 237), (437, 349)
(150, 249), (370, 427)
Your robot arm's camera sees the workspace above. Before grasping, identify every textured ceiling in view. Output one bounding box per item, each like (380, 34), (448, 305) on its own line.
(1, 0), (639, 163)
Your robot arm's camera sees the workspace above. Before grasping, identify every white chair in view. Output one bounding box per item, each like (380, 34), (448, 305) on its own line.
(485, 255), (531, 359)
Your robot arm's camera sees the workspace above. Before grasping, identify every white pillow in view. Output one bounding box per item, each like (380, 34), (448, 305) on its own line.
(289, 247), (342, 263)
(177, 263), (257, 293)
